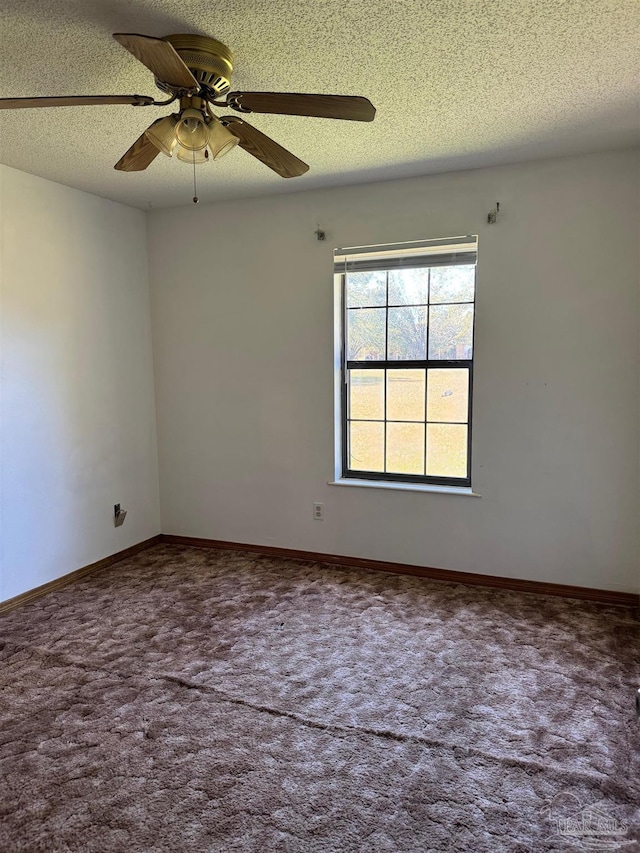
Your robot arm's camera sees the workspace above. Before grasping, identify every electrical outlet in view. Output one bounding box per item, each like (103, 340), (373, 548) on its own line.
(114, 504), (127, 527)
(313, 502), (324, 521)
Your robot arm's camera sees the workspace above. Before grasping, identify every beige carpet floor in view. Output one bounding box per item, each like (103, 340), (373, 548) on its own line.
(0, 544), (638, 852)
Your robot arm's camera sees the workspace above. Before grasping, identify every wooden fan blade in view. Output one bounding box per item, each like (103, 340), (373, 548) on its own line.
(113, 33), (198, 91)
(227, 92), (376, 122)
(221, 117), (309, 178)
(114, 122), (164, 171)
(0, 94), (154, 109)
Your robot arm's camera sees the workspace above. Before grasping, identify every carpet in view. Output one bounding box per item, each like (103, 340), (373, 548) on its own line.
(0, 544), (638, 852)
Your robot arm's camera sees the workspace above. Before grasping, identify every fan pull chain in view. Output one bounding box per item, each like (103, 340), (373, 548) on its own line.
(192, 150), (199, 204)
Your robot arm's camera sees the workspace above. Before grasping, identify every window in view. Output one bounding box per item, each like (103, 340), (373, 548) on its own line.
(335, 236), (477, 487)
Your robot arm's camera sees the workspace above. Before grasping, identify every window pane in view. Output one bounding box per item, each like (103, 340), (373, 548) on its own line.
(387, 423), (425, 475)
(350, 421), (384, 472)
(348, 307), (386, 360)
(426, 369), (469, 423)
(346, 271), (387, 307)
(388, 306), (427, 360)
(426, 424), (468, 478)
(350, 369), (384, 420)
(387, 369), (425, 421)
(388, 268), (429, 306)
(428, 304), (473, 360)
(429, 265), (475, 304)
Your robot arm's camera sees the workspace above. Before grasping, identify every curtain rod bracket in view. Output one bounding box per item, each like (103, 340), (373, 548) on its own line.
(487, 202), (500, 224)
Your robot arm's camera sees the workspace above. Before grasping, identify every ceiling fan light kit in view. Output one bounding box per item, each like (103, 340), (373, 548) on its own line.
(145, 114), (179, 156)
(0, 31), (376, 194)
(174, 107), (210, 151)
(176, 144), (210, 164)
(142, 100), (239, 164)
(206, 116), (240, 160)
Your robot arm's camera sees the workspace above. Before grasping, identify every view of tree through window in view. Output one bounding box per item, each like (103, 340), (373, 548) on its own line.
(339, 247), (476, 485)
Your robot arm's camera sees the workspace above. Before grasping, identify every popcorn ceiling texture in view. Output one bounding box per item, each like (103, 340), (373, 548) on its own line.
(0, 0), (638, 208)
(0, 544), (638, 851)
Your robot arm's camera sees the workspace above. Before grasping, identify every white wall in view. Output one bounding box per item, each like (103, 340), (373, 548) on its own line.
(0, 165), (160, 602)
(148, 149), (639, 593)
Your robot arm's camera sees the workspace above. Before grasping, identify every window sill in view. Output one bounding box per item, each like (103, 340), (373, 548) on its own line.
(328, 479), (481, 497)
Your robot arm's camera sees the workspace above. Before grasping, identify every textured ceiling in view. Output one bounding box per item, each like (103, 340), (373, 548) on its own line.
(0, 0), (638, 209)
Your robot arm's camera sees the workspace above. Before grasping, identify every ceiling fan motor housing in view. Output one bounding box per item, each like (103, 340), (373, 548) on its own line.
(159, 34), (233, 96)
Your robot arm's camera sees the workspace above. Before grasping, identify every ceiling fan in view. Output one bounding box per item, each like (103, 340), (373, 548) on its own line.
(0, 33), (376, 182)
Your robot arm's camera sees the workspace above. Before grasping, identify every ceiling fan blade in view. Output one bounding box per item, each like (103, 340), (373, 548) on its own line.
(113, 33), (198, 91)
(227, 92), (376, 122)
(114, 121), (164, 171)
(0, 94), (154, 110)
(221, 117), (309, 178)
